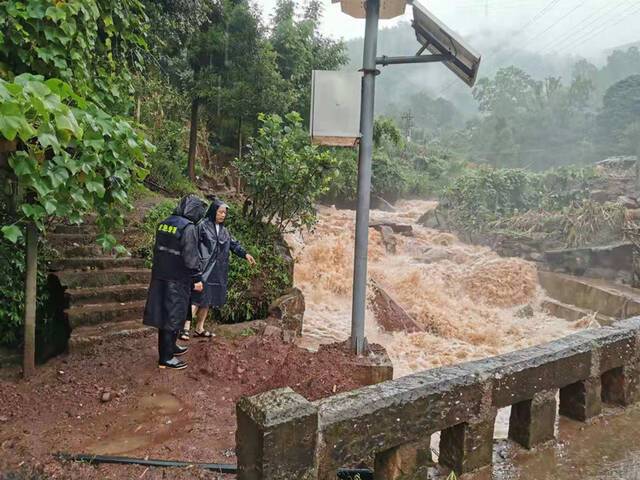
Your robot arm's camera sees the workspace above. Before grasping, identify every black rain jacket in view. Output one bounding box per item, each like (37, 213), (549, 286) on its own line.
(143, 195), (207, 330)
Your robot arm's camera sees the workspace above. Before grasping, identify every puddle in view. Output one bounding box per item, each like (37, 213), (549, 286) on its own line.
(85, 392), (188, 456)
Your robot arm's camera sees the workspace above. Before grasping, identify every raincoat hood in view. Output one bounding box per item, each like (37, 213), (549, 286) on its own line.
(205, 199), (229, 224)
(174, 194), (207, 223)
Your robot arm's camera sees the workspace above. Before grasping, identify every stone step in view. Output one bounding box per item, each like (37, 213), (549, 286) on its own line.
(67, 283), (149, 306)
(48, 232), (102, 246)
(538, 270), (640, 320)
(541, 299), (614, 326)
(67, 300), (146, 329)
(56, 269), (151, 289)
(53, 224), (97, 235)
(50, 256), (146, 272)
(68, 319), (153, 353)
(56, 244), (105, 257)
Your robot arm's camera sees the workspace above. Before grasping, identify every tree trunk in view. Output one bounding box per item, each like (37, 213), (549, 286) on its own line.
(188, 98), (200, 181)
(23, 221), (38, 378)
(135, 96), (142, 123)
(237, 116), (242, 193)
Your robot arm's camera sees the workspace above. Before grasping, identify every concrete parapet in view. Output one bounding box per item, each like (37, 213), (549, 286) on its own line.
(236, 317), (640, 479)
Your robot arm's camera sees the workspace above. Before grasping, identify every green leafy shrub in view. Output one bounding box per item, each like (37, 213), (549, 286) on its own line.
(442, 167), (542, 233)
(220, 203), (292, 322)
(441, 165), (601, 235)
(0, 74), (152, 249)
(236, 112), (336, 232)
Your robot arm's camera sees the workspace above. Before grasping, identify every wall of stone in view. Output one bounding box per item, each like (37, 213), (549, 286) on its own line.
(237, 317), (640, 479)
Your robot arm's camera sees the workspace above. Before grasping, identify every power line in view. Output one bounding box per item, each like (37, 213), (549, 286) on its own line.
(436, 0), (564, 96)
(559, 1), (640, 54)
(536, 0), (634, 55)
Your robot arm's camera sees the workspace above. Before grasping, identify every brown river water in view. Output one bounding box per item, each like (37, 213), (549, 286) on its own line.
(287, 200), (640, 479)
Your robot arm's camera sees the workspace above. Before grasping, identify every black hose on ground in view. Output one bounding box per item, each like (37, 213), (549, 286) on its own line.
(56, 453), (374, 479)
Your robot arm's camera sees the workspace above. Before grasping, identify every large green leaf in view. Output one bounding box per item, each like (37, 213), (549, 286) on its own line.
(55, 110), (82, 138)
(86, 179), (106, 198)
(21, 203), (46, 221)
(0, 102), (33, 141)
(8, 151), (36, 176)
(45, 6), (67, 23)
(1, 225), (23, 243)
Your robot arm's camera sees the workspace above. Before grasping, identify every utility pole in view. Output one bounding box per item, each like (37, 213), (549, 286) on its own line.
(401, 111), (414, 142)
(351, 0), (380, 355)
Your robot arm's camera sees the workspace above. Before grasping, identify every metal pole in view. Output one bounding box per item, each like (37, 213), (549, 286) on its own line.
(351, 0), (380, 355)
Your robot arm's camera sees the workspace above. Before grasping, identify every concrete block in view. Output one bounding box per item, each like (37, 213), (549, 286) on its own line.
(508, 390), (557, 449)
(559, 377), (602, 421)
(374, 437), (434, 480)
(602, 364), (640, 406)
(236, 388), (318, 480)
(439, 413), (496, 475)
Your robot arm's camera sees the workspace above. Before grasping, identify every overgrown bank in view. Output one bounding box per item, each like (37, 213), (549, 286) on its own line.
(426, 161), (636, 251)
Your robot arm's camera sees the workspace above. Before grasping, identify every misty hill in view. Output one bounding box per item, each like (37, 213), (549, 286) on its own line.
(345, 22), (640, 126)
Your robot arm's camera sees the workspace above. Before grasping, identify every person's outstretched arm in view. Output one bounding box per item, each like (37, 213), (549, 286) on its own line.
(230, 236), (256, 265)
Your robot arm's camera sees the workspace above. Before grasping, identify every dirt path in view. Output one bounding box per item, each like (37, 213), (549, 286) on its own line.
(0, 332), (370, 479)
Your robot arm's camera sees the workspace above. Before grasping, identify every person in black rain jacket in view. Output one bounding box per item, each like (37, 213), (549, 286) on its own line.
(181, 199), (255, 339)
(143, 194), (207, 369)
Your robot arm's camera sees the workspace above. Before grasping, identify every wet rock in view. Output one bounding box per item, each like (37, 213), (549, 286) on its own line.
(100, 391), (112, 403)
(417, 246), (451, 264)
(379, 225), (397, 254)
(370, 222), (413, 236)
(418, 208), (449, 229)
(368, 279), (422, 333)
(268, 287), (305, 335)
(516, 304), (534, 319)
(262, 325), (282, 337)
(281, 329), (296, 344)
(371, 195), (396, 212)
(590, 189), (616, 204)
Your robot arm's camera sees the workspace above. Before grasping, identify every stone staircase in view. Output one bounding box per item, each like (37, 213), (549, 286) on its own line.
(539, 269), (640, 325)
(47, 223), (153, 352)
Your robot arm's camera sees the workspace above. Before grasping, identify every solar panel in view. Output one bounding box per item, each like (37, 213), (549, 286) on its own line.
(412, 1), (482, 87)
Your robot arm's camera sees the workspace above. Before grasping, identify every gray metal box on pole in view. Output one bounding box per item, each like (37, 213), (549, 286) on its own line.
(310, 71), (362, 147)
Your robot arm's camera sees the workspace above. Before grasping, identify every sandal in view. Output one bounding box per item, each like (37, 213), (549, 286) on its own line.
(193, 329), (214, 338)
(178, 330), (190, 341)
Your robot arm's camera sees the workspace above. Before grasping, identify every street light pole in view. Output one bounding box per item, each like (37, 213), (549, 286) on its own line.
(351, 0), (380, 355)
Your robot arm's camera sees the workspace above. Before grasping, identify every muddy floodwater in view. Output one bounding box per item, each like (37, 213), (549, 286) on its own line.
(470, 404), (640, 480)
(288, 200), (587, 377)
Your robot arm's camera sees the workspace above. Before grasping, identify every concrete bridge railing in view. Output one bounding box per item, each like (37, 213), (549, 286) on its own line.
(236, 317), (640, 479)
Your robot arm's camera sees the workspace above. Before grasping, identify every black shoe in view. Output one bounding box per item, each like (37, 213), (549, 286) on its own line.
(174, 345), (188, 356)
(158, 357), (187, 370)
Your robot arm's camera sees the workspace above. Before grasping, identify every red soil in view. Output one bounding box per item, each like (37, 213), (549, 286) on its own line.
(0, 333), (372, 479)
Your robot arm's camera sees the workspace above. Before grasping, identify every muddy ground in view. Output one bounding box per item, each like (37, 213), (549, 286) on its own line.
(0, 332), (370, 479)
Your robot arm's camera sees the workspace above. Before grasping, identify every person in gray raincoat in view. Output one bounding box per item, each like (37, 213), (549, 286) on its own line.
(143, 194), (207, 369)
(181, 199), (255, 339)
